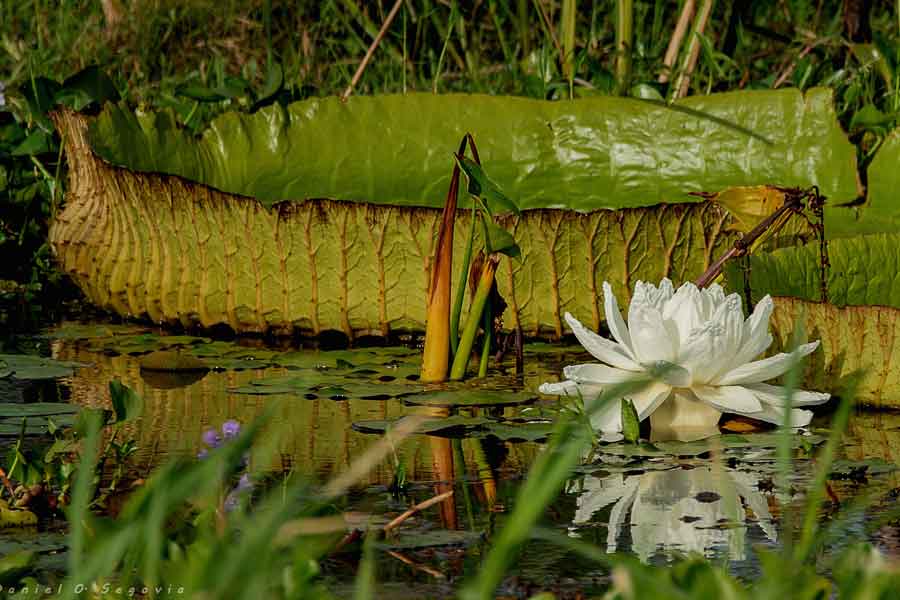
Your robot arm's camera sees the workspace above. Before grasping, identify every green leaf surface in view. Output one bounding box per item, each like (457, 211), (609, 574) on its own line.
(621, 399), (640, 443)
(109, 380), (144, 423)
(351, 416), (493, 436)
(0, 403), (79, 418)
(402, 390), (538, 407)
(725, 232), (900, 309)
(831, 127), (900, 237)
(10, 130), (52, 157)
(54, 65), (120, 111)
(456, 155), (520, 215)
(87, 89), (860, 210)
(0, 354), (85, 380)
(481, 219), (520, 258)
(376, 529), (482, 550)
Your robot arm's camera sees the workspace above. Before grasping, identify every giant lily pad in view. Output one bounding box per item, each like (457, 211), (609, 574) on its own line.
(88, 89), (859, 210)
(724, 233), (900, 404)
(50, 89), (860, 337)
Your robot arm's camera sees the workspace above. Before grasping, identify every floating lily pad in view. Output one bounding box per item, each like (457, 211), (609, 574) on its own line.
(0, 355), (85, 380)
(0, 501), (37, 528)
(231, 371), (421, 400)
(377, 529), (483, 550)
(480, 421), (554, 442)
(0, 403), (79, 418)
(403, 390), (538, 408)
(599, 432), (827, 460)
(351, 416), (493, 436)
(0, 415), (76, 436)
(139, 350), (209, 372)
(829, 459), (898, 478)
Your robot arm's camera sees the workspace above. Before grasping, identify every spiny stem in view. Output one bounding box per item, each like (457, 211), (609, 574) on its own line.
(695, 194), (800, 288)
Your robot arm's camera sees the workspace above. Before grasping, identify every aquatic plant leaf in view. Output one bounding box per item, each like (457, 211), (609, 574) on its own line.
(139, 350), (209, 372)
(621, 399), (640, 444)
(377, 529), (483, 550)
(253, 62), (284, 108)
(456, 155), (520, 216)
(828, 459), (897, 478)
(0, 403), (79, 418)
(0, 417), (75, 436)
(480, 421), (553, 442)
(0, 354), (84, 379)
(55, 65), (120, 111)
(829, 126), (900, 237)
(729, 233), (900, 309)
(351, 416), (493, 436)
(58, 97), (849, 337)
(86, 89), (860, 210)
(231, 373), (421, 400)
(403, 390), (538, 407)
(481, 219), (521, 258)
(723, 232), (900, 404)
(109, 380), (143, 423)
(10, 130), (52, 156)
(0, 506), (38, 529)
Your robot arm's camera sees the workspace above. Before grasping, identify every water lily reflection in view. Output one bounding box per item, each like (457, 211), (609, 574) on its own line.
(569, 466), (776, 562)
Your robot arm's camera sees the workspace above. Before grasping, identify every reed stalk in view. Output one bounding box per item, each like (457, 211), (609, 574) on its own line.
(615, 0), (633, 95)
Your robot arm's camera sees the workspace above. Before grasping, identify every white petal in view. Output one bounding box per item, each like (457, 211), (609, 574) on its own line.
(692, 385), (763, 414)
(714, 341), (820, 385)
(635, 278), (674, 311)
(641, 360), (691, 387)
(626, 381), (672, 420)
(677, 321), (718, 382)
(538, 380), (581, 396)
(742, 403), (815, 427)
(589, 396), (624, 433)
(564, 312), (641, 371)
(677, 301), (742, 385)
(563, 363), (646, 385)
(538, 379), (623, 432)
(662, 282), (704, 342)
(602, 282), (635, 358)
(628, 302), (677, 363)
(727, 295), (775, 370)
(746, 382), (830, 407)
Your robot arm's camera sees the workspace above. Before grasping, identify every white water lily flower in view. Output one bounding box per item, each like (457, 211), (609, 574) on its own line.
(539, 279), (830, 435)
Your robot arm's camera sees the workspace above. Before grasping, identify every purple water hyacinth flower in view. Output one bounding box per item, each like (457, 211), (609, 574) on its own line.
(235, 473), (252, 491)
(221, 420), (241, 439)
(223, 473), (253, 512)
(202, 428), (222, 448)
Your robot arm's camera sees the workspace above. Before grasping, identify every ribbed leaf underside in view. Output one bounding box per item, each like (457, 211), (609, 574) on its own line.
(53, 110), (755, 339)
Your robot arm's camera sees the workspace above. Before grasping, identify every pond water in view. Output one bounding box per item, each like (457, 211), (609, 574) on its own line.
(2, 319), (899, 597)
